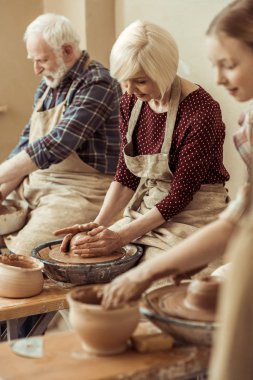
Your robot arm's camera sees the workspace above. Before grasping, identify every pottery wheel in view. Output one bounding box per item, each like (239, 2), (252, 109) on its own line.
(157, 284), (216, 322)
(48, 246), (124, 264)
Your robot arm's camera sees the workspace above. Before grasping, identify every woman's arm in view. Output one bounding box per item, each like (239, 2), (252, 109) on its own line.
(156, 101), (229, 221)
(117, 207), (165, 245)
(94, 181), (135, 226)
(102, 218), (236, 308)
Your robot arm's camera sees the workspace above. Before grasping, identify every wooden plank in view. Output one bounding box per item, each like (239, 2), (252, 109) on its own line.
(0, 330), (210, 380)
(0, 280), (69, 321)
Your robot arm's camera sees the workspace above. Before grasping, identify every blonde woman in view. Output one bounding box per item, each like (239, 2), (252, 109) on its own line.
(55, 21), (229, 265)
(100, 0), (253, 317)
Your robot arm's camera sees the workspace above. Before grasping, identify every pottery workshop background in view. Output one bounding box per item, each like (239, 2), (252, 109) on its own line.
(0, 0), (247, 199)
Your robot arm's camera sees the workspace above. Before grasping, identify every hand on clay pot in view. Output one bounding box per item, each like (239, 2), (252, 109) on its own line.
(53, 222), (99, 253)
(101, 266), (153, 309)
(70, 226), (124, 257)
(171, 265), (207, 286)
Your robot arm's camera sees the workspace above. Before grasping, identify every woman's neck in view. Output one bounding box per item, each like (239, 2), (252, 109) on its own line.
(148, 91), (171, 113)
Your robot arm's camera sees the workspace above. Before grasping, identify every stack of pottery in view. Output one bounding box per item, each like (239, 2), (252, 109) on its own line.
(67, 284), (140, 355)
(0, 254), (44, 298)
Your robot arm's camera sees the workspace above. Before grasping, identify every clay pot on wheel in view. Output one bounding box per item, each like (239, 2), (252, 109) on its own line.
(159, 275), (222, 322)
(0, 254), (44, 298)
(67, 285), (140, 355)
(69, 232), (88, 251)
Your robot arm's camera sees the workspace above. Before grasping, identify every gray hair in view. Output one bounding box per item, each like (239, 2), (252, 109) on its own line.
(110, 20), (179, 97)
(24, 13), (80, 52)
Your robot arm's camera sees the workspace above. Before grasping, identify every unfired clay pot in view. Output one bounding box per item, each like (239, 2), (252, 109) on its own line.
(158, 275), (222, 322)
(0, 199), (28, 235)
(69, 232), (88, 251)
(67, 285), (140, 355)
(0, 254), (44, 298)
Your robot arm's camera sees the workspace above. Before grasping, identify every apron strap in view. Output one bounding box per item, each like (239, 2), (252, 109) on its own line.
(65, 56), (92, 106)
(126, 76), (181, 154)
(126, 99), (143, 143)
(161, 76), (181, 153)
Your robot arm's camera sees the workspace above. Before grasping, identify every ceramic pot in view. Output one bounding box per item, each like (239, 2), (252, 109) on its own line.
(67, 285), (140, 355)
(0, 254), (44, 298)
(0, 199), (28, 235)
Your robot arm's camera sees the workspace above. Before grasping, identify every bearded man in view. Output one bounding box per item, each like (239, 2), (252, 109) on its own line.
(0, 13), (121, 255)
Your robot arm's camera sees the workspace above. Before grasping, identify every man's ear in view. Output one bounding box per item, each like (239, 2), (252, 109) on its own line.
(62, 43), (74, 60)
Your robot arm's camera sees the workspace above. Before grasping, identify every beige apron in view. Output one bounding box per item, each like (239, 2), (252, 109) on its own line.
(4, 73), (113, 255)
(112, 76), (228, 262)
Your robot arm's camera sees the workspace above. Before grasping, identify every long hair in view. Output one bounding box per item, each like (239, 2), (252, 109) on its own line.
(207, 0), (253, 50)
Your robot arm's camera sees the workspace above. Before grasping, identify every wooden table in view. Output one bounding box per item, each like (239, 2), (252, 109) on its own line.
(0, 329), (210, 380)
(0, 279), (70, 341)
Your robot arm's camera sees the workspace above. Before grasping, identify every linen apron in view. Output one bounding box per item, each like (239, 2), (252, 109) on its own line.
(112, 76), (228, 266)
(4, 71), (113, 255)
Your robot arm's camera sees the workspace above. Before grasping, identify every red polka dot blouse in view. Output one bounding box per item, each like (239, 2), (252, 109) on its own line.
(114, 87), (230, 221)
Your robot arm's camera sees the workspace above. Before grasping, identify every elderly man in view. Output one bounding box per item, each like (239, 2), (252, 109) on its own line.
(0, 13), (121, 255)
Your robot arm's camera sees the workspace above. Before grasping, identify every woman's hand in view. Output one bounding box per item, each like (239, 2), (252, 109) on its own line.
(70, 226), (124, 257)
(101, 268), (153, 309)
(53, 222), (99, 253)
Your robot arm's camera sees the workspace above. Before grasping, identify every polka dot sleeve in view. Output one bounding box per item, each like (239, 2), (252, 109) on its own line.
(157, 98), (229, 220)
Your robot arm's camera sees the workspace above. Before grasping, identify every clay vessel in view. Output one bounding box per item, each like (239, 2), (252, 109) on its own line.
(159, 275), (222, 322)
(67, 284), (140, 355)
(0, 199), (28, 235)
(69, 232), (88, 251)
(184, 275), (220, 312)
(0, 254), (44, 298)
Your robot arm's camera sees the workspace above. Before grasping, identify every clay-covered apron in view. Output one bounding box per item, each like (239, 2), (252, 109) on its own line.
(112, 76), (228, 261)
(4, 80), (113, 255)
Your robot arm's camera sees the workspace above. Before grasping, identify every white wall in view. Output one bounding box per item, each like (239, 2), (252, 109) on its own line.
(115, 0), (249, 199)
(43, 0), (86, 49)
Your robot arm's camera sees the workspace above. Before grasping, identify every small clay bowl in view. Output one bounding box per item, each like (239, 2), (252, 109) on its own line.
(0, 254), (44, 298)
(0, 199), (28, 235)
(67, 284), (140, 355)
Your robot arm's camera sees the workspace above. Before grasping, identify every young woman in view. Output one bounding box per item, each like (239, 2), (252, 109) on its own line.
(206, 1), (253, 379)
(55, 21), (229, 265)
(101, 0), (253, 312)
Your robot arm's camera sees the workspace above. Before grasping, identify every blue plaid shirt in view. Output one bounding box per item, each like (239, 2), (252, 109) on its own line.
(10, 51), (122, 175)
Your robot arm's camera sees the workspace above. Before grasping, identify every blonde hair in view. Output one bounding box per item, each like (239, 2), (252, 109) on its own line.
(110, 20), (179, 97)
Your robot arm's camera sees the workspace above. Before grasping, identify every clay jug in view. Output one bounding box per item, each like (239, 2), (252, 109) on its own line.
(67, 284), (140, 355)
(0, 254), (44, 298)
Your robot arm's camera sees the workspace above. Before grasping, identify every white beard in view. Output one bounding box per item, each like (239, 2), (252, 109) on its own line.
(43, 56), (68, 89)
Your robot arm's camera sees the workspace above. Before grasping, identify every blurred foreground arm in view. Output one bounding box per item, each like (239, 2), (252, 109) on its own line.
(102, 218), (236, 309)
